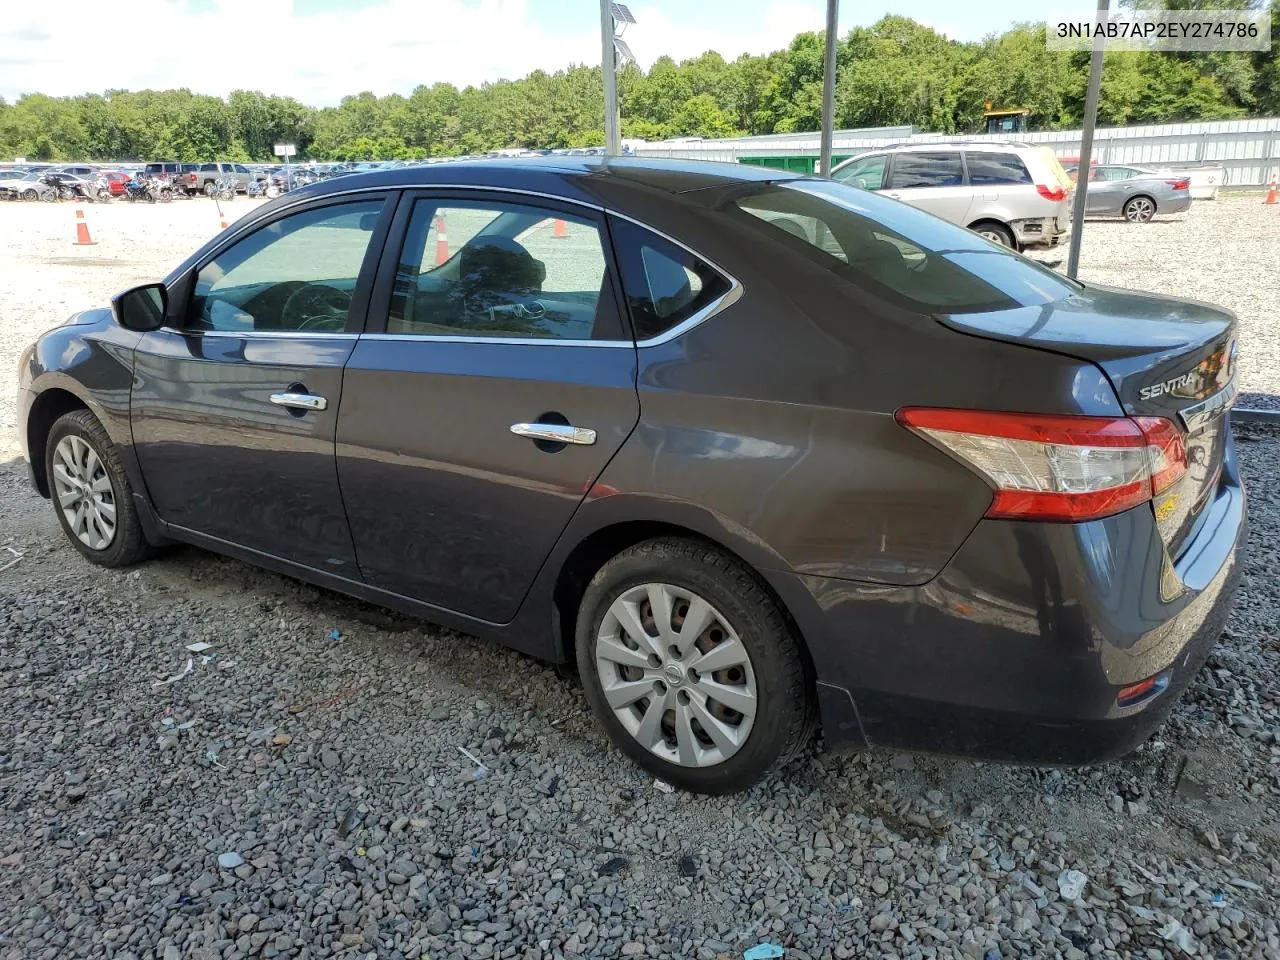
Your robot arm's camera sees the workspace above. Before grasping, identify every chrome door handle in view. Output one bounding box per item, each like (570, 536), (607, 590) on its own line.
(510, 422), (596, 445)
(270, 391), (328, 412)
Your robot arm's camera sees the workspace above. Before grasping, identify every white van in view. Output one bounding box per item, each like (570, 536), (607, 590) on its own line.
(830, 142), (1074, 251)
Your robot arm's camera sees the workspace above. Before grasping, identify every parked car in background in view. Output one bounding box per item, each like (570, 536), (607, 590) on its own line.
(101, 171), (132, 197)
(55, 165), (99, 179)
(16, 158), (1244, 794)
(1065, 164), (1192, 222)
(143, 161), (181, 181)
(196, 162), (253, 195)
(831, 141), (1073, 251)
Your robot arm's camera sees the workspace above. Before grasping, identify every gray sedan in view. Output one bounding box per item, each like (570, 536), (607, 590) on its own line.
(1067, 164), (1193, 221)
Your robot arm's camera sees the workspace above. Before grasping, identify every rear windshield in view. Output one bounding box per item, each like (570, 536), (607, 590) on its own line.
(730, 179), (1078, 313)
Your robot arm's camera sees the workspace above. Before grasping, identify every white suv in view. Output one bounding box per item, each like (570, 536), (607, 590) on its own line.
(831, 142), (1074, 250)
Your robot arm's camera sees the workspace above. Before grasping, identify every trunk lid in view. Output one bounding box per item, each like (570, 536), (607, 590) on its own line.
(938, 282), (1238, 559)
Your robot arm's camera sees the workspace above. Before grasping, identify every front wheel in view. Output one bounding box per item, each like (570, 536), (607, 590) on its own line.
(1123, 195), (1156, 223)
(576, 537), (816, 794)
(22, 188), (38, 201)
(45, 411), (155, 567)
(204, 181), (217, 196)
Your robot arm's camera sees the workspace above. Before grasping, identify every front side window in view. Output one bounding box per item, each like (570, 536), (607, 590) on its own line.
(833, 154), (888, 190)
(732, 179), (1078, 313)
(888, 152), (964, 189)
(190, 200), (383, 333)
(234, 164), (250, 174)
(964, 153), (1032, 186)
(200, 163), (217, 172)
(387, 199), (616, 341)
(609, 217), (731, 341)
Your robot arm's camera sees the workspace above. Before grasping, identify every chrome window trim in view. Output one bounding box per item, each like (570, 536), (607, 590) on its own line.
(162, 329), (359, 340)
(206, 183), (745, 348)
(361, 333), (632, 347)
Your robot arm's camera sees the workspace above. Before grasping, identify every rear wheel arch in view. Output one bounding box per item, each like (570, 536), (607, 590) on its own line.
(551, 520), (817, 687)
(26, 388), (91, 497)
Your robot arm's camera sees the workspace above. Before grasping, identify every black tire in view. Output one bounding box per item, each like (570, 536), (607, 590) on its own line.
(970, 220), (1016, 248)
(204, 181), (216, 196)
(1123, 195), (1157, 223)
(45, 411), (155, 568)
(575, 536), (816, 794)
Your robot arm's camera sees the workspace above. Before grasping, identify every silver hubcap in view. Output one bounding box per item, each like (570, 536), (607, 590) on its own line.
(52, 435), (117, 551)
(595, 583), (757, 768)
(1127, 198), (1154, 222)
(979, 228), (1008, 246)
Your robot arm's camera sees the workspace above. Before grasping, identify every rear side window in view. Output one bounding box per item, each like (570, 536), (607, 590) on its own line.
(888, 152), (963, 189)
(386, 199), (621, 342)
(965, 153), (1032, 185)
(200, 163), (217, 172)
(609, 217), (731, 341)
(234, 164), (250, 174)
(731, 179), (1078, 313)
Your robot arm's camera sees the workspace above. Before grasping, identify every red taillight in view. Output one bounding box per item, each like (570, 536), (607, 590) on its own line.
(896, 409), (1188, 522)
(1036, 184), (1067, 202)
(1166, 179), (1189, 190)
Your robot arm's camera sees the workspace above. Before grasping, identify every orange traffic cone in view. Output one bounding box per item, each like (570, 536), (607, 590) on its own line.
(1266, 174), (1278, 205)
(216, 199), (229, 230)
(434, 215), (449, 265)
(73, 204), (96, 246)
(553, 218), (568, 239)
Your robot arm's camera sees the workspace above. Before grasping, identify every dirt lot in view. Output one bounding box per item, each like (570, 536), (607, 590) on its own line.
(1, 195), (1278, 960)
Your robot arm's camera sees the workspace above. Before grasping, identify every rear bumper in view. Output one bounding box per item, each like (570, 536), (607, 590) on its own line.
(1161, 193), (1193, 214)
(799, 431), (1246, 764)
(1012, 216), (1071, 249)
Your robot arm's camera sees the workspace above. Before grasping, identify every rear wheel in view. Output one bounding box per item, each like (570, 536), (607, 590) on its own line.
(1123, 195), (1156, 223)
(970, 220), (1015, 247)
(576, 537), (815, 794)
(22, 188), (37, 201)
(45, 411), (155, 568)
(204, 181), (216, 196)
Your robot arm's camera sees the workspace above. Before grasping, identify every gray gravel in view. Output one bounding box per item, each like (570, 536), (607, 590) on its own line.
(1, 429), (1278, 959)
(3, 198), (1280, 959)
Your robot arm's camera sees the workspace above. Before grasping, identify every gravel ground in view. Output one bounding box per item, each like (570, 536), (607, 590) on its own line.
(1, 195), (1279, 959)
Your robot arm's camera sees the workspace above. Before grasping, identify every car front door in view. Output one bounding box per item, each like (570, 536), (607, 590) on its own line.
(130, 194), (395, 573)
(883, 151), (973, 225)
(335, 191), (640, 622)
(831, 153), (888, 191)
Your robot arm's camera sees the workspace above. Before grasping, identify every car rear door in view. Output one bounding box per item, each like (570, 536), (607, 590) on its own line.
(130, 193), (396, 573)
(335, 190), (640, 623)
(883, 151), (973, 225)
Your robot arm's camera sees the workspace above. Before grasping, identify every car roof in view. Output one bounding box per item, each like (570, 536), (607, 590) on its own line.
(297, 155), (801, 206)
(870, 140), (1034, 153)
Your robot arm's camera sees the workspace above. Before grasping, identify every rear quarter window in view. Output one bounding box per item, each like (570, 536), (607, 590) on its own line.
(609, 217), (732, 341)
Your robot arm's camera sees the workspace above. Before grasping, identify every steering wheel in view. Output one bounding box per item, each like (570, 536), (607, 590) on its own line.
(281, 284), (351, 332)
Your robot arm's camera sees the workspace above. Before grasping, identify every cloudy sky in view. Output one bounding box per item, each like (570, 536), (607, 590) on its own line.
(0, 0), (1067, 105)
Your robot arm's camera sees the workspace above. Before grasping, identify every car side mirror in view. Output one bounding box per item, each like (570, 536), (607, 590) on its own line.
(359, 212), (380, 231)
(112, 283), (168, 332)
(853, 177), (869, 189)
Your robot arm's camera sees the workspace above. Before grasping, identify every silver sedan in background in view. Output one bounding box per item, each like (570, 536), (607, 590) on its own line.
(1066, 164), (1193, 222)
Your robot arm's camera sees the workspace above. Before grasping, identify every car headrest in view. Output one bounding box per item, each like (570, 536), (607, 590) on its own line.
(458, 236), (545, 292)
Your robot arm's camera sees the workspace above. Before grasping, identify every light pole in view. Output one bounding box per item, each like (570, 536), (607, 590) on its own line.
(1066, 0), (1110, 279)
(819, 0), (839, 176)
(600, 2), (636, 156)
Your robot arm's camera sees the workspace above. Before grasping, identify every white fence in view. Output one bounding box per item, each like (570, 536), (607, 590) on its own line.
(635, 118), (1280, 186)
